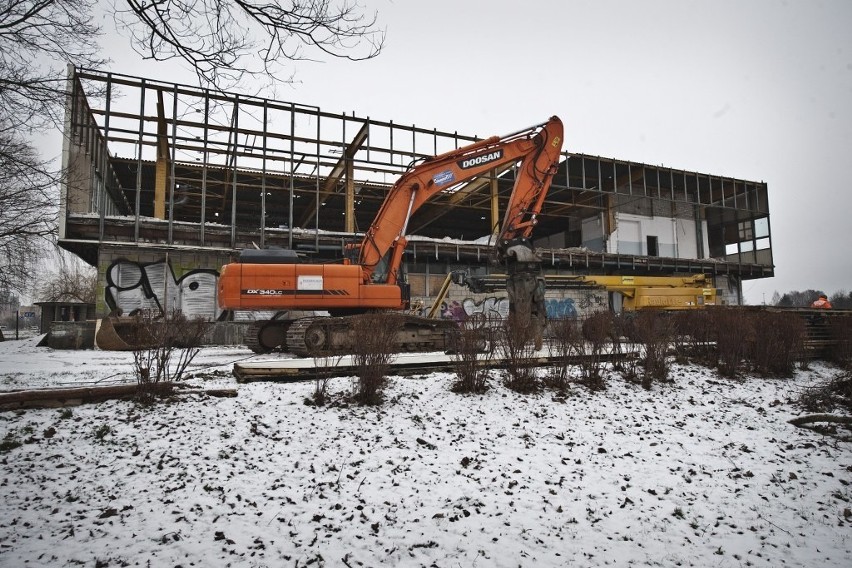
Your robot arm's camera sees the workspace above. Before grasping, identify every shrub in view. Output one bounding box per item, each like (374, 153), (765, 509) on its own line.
(672, 310), (715, 366)
(712, 308), (753, 378)
(747, 310), (806, 376)
(578, 311), (612, 391)
(450, 315), (493, 394)
(350, 312), (401, 405)
(608, 313), (630, 370)
(633, 310), (675, 388)
(130, 309), (210, 402)
(499, 313), (540, 393)
(309, 352), (344, 406)
(827, 314), (852, 369)
(544, 316), (583, 391)
(670, 312), (692, 363)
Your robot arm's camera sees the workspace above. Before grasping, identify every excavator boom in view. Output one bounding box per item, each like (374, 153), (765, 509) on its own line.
(356, 116), (563, 284)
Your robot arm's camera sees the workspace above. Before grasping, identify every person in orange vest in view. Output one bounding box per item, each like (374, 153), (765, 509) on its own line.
(811, 294), (832, 309)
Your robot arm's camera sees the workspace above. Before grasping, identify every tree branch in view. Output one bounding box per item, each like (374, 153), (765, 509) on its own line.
(789, 414), (852, 427)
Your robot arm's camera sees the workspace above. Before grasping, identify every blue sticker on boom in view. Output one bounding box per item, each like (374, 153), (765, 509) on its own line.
(433, 170), (455, 186)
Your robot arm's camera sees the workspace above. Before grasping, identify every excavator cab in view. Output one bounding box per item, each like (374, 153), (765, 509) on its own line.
(395, 255), (413, 311)
(370, 250), (392, 284)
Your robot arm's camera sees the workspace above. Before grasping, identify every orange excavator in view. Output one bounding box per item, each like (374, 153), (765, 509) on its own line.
(217, 116), (564, 355)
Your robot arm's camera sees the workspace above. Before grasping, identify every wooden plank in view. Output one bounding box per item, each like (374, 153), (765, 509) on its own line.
(233, 351), (635, 382)
(0, 383), (237, 411)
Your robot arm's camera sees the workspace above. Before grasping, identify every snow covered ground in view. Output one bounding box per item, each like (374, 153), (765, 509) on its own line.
(1, 336), (850, 567)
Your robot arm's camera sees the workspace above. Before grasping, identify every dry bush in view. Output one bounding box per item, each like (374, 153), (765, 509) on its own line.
(798, 371), (852, 414)
(545, 316), (583, 391)
(499, 313), (540, 393)
(670, 311), (693, 363)
(350, 312), (401, 405)
(713, 308), (754, 378)
(309, 353), (344, 406)
(608, 313), (631, 369)
(672, 310), (716, 365)
(450, 315), (493, 394)
(632, 310), (675, 388)
(748, 311), (806, 376)
(670, 311), (688, 361)
(579, 311), (612, 391)
(619, 347), (642, 384)
(827, 314), (852, 369)
(130, 309), (210, 402)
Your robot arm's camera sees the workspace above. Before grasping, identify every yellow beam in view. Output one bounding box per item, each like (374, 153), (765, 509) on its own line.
(345, 158), (355, 233)
(490, 171), (500, 234)
(298, 122), (369, 228)
(154, 91), (170, 220)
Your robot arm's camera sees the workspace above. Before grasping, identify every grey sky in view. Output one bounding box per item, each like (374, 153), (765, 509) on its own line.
(98, 0), (852, 304)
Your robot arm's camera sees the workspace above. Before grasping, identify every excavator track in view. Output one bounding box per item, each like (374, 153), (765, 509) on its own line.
(244, 320), (291, 354)
(285, 314), (459, 357)
(244, 321), (269, 354)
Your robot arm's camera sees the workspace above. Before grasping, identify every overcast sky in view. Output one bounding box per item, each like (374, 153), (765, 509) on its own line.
(98, 0), (851, 304)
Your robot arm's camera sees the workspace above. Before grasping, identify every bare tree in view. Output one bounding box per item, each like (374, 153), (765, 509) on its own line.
(2, 1), (383, 128)
(0, 1), (104, 292)
(0, 134), (58, 291)
(116, 0), (385, 88)
(37, 252), (98, 303)
(0, 0), (105, 133)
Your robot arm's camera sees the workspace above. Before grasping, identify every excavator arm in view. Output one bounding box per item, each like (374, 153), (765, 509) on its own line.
(355, 116), (564, 286)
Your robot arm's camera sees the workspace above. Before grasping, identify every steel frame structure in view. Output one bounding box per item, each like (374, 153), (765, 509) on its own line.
(59, 67), (773, 282)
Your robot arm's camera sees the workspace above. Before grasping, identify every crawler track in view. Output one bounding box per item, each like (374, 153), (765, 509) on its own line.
(285, 314), (459, 357)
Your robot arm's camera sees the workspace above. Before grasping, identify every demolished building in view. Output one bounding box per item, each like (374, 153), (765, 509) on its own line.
(59, 67), (773, 325)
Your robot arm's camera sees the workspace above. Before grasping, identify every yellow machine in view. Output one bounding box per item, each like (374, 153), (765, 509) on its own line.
(557, 274), (717, 311)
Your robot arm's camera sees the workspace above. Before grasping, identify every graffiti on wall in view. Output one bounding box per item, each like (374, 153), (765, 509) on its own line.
(545, 298), (578, 319)
(104, 258), (611, 323)
(105, 258), (221, 320)
(424, 294), (606, 322)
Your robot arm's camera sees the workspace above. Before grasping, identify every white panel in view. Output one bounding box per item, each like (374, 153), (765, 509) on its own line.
(615, 213), (704, 260)
(616, 219), (642, 255)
